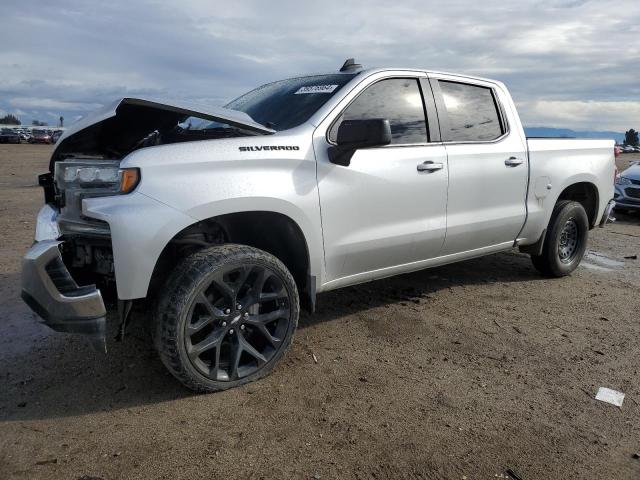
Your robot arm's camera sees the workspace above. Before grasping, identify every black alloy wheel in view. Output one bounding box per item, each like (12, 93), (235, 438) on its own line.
(155, 245), (299, 392)
(184, 263), (292, 381)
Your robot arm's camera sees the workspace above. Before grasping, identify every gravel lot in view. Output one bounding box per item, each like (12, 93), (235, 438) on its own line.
(1, 144), (639, 479)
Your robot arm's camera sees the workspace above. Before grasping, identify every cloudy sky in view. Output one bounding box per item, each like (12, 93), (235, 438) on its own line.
(1, 0), (638, 131)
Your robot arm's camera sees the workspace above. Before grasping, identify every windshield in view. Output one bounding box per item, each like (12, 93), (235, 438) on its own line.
(224, 73), (357, 131)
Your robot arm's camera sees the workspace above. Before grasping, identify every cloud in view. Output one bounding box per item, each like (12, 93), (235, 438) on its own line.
(0, 0), (638, 131)
(518, 100), (640, 131)
(9, 98), (102, 111)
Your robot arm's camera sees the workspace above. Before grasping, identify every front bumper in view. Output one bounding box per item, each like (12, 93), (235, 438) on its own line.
(21, 209), (107, 351)
(614, 200), (640, 210)
(614, 185), (640, 210)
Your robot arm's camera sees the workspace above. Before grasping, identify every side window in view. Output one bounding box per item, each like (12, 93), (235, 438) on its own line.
(438, 80), (504, 142)
(329, 78), (428, 145)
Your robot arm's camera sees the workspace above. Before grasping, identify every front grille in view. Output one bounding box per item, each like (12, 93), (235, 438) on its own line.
(630, 178), (640, 186)
(626, 187), (640, 199)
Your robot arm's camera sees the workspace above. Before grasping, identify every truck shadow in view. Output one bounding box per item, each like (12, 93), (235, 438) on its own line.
(612, 209), (640, 225)
(0, 250), (544, 422)
(302, 250), (542, 329)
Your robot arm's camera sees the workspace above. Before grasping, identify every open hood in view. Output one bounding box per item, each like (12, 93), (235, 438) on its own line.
(51, 97), (275, 167)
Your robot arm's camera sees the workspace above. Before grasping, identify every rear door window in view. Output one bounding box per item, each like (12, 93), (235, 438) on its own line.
(438, 81), (504, 142)
(329, 78), (428, 145)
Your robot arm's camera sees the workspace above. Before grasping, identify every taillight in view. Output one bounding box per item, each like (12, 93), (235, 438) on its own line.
(614, 146), (621, 158)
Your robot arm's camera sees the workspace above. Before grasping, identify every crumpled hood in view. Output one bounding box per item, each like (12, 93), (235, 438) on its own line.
(50, 97), (274, 168)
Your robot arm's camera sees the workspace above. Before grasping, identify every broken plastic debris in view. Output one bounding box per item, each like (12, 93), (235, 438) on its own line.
(595, 387), (625, 407)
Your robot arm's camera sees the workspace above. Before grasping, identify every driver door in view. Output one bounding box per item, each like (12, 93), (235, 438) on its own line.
(313, 76), (449, 286)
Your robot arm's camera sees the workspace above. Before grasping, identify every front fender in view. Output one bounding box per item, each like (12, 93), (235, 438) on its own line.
(83, 192), (197, 299)
(84, 192), (325, 300)
(119, 135), (324, 291)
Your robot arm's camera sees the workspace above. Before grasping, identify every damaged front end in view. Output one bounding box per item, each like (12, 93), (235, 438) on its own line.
(22, 98), (273, 351)
(23, 164), (124, 352)
(24, 160), (134, 351)
(22, 239), (108, 351)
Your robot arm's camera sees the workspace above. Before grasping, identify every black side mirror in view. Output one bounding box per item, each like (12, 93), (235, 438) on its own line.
(328, 119), (392, 166)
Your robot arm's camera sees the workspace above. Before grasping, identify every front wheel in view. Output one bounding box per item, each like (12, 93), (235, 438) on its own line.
(154, 244), (299, 392)
(531, 200), (589, 277)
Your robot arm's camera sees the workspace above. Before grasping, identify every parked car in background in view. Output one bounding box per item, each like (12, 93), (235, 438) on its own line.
(614, 162), (640, 212)
(31, 129), (52, 144)
(0, 128), (22, 144)
(19, 130), (33, 143)
(621, 145), (636, 153)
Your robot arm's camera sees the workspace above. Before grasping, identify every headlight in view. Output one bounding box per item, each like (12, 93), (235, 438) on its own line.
(64, 166), (121, 183)
(55, 161), (140, 194)
(615, 175), (632, 186)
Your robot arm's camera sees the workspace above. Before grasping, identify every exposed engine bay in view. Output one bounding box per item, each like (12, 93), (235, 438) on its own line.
(49, 97), (274, 167)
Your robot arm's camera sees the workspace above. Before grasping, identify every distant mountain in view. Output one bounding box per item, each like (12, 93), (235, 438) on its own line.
(524, 127), (623, 143)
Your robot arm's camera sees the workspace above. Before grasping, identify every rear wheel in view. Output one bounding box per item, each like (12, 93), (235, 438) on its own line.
(154, 244), (299, 392)
(531, 200), (589, 277)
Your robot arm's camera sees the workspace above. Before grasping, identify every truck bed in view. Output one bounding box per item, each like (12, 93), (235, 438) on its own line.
(517, 138), (615, 243)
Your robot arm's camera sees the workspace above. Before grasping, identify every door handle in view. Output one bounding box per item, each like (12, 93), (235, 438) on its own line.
(417, 161), (444, 172)
(504, 156), (524, 167)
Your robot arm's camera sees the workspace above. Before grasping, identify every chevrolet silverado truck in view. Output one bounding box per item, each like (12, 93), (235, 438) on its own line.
(22, 59), (616, 392)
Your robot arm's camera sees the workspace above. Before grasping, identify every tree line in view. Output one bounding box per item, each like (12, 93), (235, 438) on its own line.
(0, 114), (52, 127)
(625, 129), (639, 146)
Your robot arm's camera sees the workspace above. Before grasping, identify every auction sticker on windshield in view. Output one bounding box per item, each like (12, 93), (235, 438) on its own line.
(294, 85), (339, 94)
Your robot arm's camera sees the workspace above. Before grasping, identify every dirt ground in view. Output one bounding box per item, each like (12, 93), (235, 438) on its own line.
(1, 144), (639, 480)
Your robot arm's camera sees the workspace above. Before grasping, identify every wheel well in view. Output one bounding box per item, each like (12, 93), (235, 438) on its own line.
(149, 211), (314, 311)
(557, 182), (599, 228)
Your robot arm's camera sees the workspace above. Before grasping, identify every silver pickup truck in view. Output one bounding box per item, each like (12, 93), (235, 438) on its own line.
(22, 59), (616, 391)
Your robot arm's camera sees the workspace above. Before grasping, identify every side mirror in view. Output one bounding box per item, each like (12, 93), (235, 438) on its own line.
(328, 119), (392, 166)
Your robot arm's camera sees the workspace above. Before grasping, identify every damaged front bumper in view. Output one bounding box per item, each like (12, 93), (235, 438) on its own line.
(21, 205), (107, 351)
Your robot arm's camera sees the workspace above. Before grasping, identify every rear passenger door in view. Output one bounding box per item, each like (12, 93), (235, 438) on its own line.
(431, 76), (528, 255)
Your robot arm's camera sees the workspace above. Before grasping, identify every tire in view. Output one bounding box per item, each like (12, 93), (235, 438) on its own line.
(154, 244), (299, 392)
(531, 200), (589, 277)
